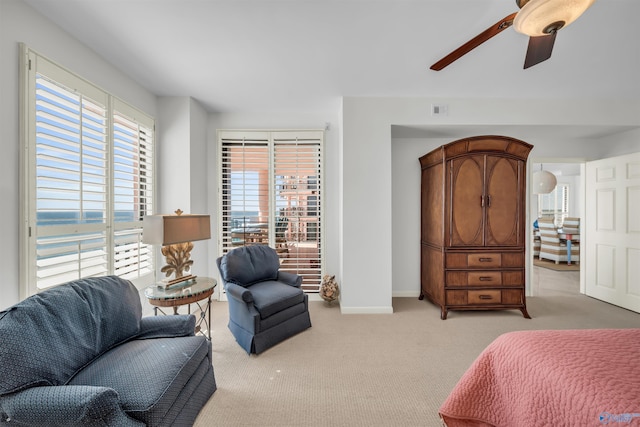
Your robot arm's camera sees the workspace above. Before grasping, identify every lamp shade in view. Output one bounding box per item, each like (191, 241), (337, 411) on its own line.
(143, 214), (211, 245)
(514, 0), (597, 36)
(532, 170), (557, 194)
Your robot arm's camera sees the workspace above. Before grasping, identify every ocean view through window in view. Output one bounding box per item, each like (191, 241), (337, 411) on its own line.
(21, 46), (155, 296)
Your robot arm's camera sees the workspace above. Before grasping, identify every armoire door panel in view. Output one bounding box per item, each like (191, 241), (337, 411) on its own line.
(450, 156), (484, 246)
(485, 156), (521, 246)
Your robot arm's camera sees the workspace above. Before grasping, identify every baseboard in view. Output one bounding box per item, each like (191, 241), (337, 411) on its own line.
(340, 306), (394, 314)
(392, 290), (421, 298)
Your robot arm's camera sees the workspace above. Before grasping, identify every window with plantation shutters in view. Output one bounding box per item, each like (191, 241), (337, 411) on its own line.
(538, 183), (570, 225)
(219, 130), (324, 292)
(22, 46), (155, 296)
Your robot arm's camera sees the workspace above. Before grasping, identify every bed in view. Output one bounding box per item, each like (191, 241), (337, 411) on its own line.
(439, 329), (640, 427)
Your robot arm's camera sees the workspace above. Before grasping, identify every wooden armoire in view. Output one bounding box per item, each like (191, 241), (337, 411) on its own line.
(419, 136), (533, 320)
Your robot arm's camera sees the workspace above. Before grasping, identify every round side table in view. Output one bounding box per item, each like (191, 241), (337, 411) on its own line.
(145, 277), (217, 340)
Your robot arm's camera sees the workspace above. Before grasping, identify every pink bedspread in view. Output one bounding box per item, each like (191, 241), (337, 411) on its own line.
(439, 329), (640, 427)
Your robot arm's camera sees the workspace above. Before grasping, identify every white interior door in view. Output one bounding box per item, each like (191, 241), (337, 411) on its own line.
(585, 152), (640, 312)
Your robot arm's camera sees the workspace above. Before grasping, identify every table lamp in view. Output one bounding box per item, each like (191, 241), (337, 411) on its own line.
(143, 209), (211, 288)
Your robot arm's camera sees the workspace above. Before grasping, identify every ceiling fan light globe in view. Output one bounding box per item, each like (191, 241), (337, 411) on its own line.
(514, 0), (597, 36)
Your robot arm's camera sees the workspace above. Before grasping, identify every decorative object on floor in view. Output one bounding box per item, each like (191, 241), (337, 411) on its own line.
(216, 245), (312, 354)
(0, 276), (216, 426)
(320, 274), (339, 305)
(143, 209), (211, 288)
(532, 164), (557, 194)
(430, 0), (597, 71)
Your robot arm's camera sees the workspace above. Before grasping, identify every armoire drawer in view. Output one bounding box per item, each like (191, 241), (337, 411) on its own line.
(446, 289), (523, 306)
(446, 271), (502, 286)
(446, 271), (524, 287)
(468, 290), (501, 304)
(446, 289), (501, 305)
(446, 252), (525, 269)
(446, 253), (502, 268)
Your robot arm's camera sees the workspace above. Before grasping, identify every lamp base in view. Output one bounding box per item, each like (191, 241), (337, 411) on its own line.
(160, 275), (198, 289)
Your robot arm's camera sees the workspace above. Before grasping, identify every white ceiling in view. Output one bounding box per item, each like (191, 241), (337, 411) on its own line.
(22, 0), (640, 117)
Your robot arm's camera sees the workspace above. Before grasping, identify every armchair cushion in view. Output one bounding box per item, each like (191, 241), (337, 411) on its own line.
(249, 280), (306, 319)
(68, 335), (210, 425)
(219, 244), (280, 287)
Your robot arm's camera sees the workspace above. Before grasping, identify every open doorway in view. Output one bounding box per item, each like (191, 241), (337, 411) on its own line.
(529, 161), (584, 297)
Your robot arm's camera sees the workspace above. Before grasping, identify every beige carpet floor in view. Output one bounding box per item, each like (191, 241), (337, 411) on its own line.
(195, 281), (640, 426)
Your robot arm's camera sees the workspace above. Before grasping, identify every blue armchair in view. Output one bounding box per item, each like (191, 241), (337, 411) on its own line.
(216, 245), (312, 354)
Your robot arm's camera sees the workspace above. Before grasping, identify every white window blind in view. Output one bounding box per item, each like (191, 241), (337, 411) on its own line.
(219, 130), (324, 292)
(538, 183), (570, 226)
(22, 47), (155, 295)
(112, 105), (154, 280)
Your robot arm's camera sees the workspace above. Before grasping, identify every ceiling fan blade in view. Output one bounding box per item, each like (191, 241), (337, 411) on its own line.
(523, 32), (557, 69)
(430, 13), (517, 71)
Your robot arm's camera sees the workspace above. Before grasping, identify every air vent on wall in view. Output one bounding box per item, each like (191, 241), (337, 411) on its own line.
(432, 104), (449, 116)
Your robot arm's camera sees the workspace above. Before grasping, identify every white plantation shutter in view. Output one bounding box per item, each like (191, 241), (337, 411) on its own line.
(33, 72), (109, 289)
(273, 132), (323, 291)
(218, 130), (324, 292)
(23, 47), (155, 295)
(112, 102), (154, 281)
(219, 132), (270, 251)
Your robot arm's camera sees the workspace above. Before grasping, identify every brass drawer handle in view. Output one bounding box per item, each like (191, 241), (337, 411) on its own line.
(479, 257), (493, 262)
(479, 295), (493, 300)
(479, 277), (493, 281)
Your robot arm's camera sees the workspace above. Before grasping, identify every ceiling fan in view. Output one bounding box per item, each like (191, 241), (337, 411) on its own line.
(430, 0), (597, 71)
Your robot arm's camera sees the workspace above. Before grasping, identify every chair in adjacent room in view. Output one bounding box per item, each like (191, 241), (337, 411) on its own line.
(216, 245), (311, 354)
(538, 217), (580, 264)
(559, 216), (581, 264)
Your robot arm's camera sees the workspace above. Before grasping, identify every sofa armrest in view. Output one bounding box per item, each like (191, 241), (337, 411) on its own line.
(0, 385), (143, 426)
(277, 271), (302, 287)
(226, 282), (254, 303)
(137, 315), (196, 339)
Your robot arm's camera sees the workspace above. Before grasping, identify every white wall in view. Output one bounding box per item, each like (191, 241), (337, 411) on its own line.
(156, 97), (210, 286)
(158, 97), (192, 212)
(342, 97), (640, 313)
(0, 0), (157, 309)
(391, 138), (449, 297)
(189, 98), (211, 279)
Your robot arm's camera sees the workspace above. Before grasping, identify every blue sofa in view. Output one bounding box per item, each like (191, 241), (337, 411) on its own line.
(0, 276), (216, 426)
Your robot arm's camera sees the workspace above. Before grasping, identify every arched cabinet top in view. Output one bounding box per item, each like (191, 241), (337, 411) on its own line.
(419, 135), (533, 169)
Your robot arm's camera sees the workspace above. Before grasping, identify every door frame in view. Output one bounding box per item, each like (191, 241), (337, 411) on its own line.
(527, 157), (586, 296)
